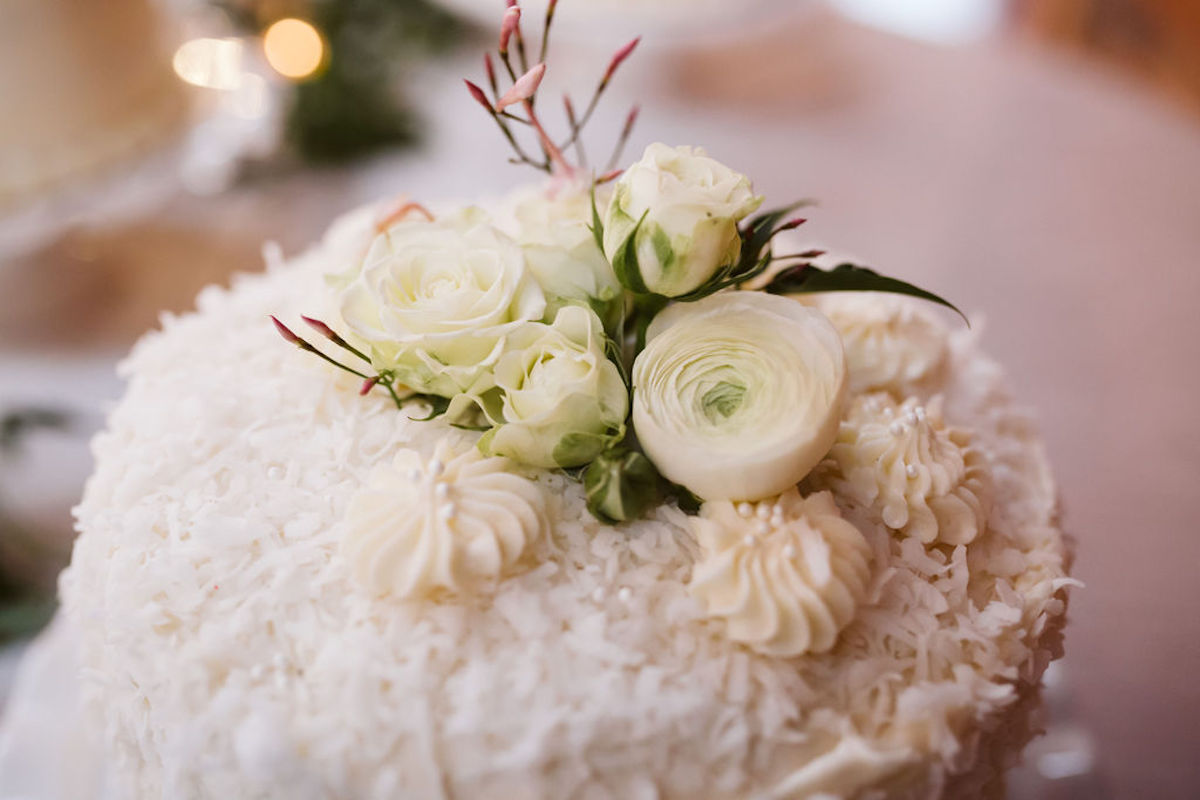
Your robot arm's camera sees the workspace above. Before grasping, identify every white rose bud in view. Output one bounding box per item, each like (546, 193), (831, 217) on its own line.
(603, 143), (762, 297)
(631, 291), (846, 501)
(340, 214), (546, 399)
(480, 305), (628, 468)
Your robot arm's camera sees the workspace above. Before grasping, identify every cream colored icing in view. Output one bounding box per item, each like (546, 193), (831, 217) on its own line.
(688, 490), (872, 657)
(341, 440), (547, 599)
(820, 394), (992, 545)
(807, 294), (951, 398)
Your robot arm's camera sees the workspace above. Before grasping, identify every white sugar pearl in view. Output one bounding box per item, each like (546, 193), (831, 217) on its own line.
(591, 588), (606, 603)
(439, 503), (456, 519)
(890, 422), (906, 436)
(430, 459), (445, 476)
(770, 514), (785, 527)
(408, 468), (422, 482)
(757, 521), (770, 535)
(905, 411), (919, 426)
(435, 483), (450, 499)
(743, 534), (756, 548)
(906, 464), (918, 478)
(915, 406), (927, 421)
(756, 505), (771, 520)
(618, 587), (632, 602)
(266, 466), (283, 480)
(782, 545), (796, 559)
(737, 502), (753, 517)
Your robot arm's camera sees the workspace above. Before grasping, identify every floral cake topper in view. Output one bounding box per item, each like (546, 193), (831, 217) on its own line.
(272, 0), (964, 525)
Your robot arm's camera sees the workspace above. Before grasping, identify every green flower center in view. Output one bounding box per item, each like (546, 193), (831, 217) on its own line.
(700, 380), (747, 424)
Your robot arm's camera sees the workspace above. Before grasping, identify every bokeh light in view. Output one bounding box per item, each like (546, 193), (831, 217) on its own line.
(263, 18), (325, 80)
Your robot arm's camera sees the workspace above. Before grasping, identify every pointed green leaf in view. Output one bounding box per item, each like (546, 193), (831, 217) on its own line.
(765, 262), (968, 324)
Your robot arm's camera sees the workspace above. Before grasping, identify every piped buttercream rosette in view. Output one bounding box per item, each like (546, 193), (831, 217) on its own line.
(688, 489), (872, 657)
(816, 394), (992, 545)
(631, 291), (847, 502)
(341, 441), (548, 599)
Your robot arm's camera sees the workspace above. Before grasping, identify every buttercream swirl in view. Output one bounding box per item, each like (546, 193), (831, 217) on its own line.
(688, 489), (872, 657)
(341, 441), (547, 599)
(820, 394), (992, 545)
(808, 294), (950, 398)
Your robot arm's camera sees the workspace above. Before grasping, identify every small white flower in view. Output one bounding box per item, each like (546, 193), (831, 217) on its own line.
(603, 143), (762, 297)
(631, 291), (846, 501)
(339, 213), (546, 400)
(480, 305), (628, 468)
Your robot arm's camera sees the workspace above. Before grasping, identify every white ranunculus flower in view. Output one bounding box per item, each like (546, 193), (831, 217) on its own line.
(340, 215), (546, 399)
(480, 305), (628, 468)
(603, 143), (762, 298)
(509, 181), (620, 319)
(631, 291), (846, 501)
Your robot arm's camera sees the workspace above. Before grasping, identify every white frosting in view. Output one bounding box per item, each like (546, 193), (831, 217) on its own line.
(689, 490), (872, 657)
(808, 294), (951, 398)
(341, 440), (547, 599)
(54, 200), (1072, 800)
(819, 394), (992, 545)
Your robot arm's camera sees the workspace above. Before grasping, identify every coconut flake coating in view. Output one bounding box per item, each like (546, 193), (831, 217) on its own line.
(61, 209), (1072, 800)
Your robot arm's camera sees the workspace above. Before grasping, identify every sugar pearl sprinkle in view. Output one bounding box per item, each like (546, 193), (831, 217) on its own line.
(743, 534), (757, 548)
(889, 422), (907, 437)
(617, 587), (632, 602)
(737, 502), (753, 517)
(782, 545), (796, 559)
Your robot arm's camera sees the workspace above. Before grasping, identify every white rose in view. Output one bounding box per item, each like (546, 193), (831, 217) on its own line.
(603, 143), (762, 297)
(340, 215), (546, 399)
(480, 305), (628, 468)
(508, 181), (621, 316)
(631, 291), (846, 501)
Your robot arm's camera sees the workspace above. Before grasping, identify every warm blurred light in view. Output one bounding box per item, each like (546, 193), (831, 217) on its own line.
(263, 18), (325, 80)
(173, 37), (246, 90)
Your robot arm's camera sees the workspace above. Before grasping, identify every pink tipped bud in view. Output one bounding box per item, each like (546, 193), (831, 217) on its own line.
(271, 316), (302, 345)
(595, 169), (623, 184)
(359, 377), (380, 396)
(464, 80), (493, 112)
(483, 53), (498, 93)
(777, 217), (807, 232)
(300, 315), (337, 340)
(621, 104), (640, 134)
(796, 249), (826, 258)
(603, 37), (640, 85)
(496, 62), (545, 111)
(499, 6), (521, 54)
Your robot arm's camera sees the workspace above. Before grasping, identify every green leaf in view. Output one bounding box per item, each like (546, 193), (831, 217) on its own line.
(589, 185), (605, 252)
(583, 447), (663, 524)
(765, 262), (968, 324)
(610, 210), (651, 294)
(404, 394), (452, 421)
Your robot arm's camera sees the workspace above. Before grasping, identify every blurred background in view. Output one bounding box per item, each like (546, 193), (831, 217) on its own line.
(0, 0), (1197, 797)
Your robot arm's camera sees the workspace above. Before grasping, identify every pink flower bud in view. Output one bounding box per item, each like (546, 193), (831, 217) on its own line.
(499, 6), (520, 55)
(496, 62), (545, 111)
(603, 37), (640, 85)
(464, 80), (493, 112)
(777, 217), (807, 232)
(270, 316), (302, 345)
(359, 377), (379, 396)
(300, 315), (337, 340)
(483, 53), (498, 93)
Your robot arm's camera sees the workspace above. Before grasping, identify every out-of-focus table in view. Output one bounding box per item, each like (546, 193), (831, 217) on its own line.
(2, 8), (1197, 799)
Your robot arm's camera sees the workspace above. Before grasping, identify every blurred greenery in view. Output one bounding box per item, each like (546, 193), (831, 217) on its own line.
(218, 0), (464, 163)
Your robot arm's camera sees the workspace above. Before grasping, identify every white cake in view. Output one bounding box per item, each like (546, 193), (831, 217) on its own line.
(44, 193), (1074, 799)
(0, 0), (187, 209)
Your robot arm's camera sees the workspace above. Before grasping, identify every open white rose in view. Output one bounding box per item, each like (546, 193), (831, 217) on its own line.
(340, 215), (546, 399)
(603, 143), (762, 297)
(480, 305), (628, 468)
(508, 181), (621, 322)
(631, 291), (846, 501)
